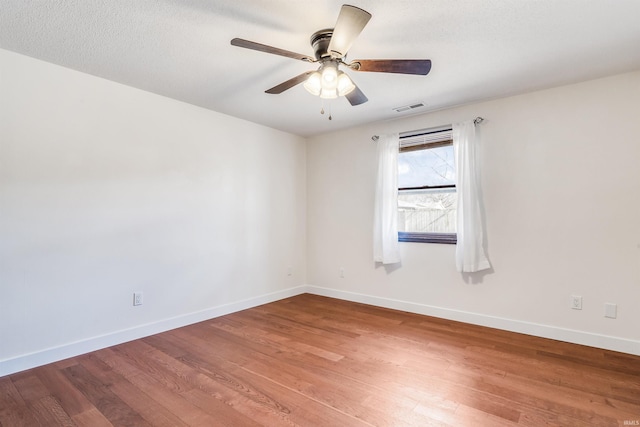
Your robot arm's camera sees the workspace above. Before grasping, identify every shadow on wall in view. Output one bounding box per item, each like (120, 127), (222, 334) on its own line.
(461, 267), (494, 284)
(375, 261), (403, 275)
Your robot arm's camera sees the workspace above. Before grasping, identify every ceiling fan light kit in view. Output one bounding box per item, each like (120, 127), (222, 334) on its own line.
(303, 72), (322, 96)
(231, 4), (431, 110)
(304, 61), (356, 99)
(336, 72), (356, 96)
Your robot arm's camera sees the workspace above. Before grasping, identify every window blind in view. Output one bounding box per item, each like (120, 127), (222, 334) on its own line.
(399, 126), (452, 150)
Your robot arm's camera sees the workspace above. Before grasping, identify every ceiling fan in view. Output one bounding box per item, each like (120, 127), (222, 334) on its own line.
(230, 4), (431, 106)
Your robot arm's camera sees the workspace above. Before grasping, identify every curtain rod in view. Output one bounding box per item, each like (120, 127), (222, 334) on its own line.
(371, 117), (484, 142)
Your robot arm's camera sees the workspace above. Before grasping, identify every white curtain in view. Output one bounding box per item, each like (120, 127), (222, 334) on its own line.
(373, 133), (400, 264)
(453, 121), (491, 272)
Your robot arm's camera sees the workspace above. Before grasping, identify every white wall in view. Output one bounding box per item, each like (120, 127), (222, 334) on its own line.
(2, 48), (638, 377)
(306, 71), (640, 354)
(0, 49), (307, 375)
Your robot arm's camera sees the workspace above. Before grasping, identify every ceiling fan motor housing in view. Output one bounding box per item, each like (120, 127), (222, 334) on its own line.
(310, 29), (334, 60)
(230, 4), (430, 107)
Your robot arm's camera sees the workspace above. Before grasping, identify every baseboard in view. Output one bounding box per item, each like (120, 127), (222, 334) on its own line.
(0, 285), (310, 377)
(305, 285), (640, 356)
(4, 284), (637, 377)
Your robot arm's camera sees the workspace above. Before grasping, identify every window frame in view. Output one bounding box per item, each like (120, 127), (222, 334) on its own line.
(397, 130), (457, 245)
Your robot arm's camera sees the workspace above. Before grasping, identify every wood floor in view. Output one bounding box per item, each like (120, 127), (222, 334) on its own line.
(2, 294), (639, 426)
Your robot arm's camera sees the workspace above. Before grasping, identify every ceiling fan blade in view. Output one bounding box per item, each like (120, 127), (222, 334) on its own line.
(265, 71), (315, 94)
(327, 5), (372, 58)
(345, 84), (368, 106)
(352, 59), (432, 75)
(231, 38), (314, 62)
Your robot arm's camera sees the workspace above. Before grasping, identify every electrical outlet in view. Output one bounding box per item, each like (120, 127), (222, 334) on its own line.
(287, 266), (293, 276)
(570, 295), (582, 310)
(133, 292), (143, 306)
(339, 267), (345, 278)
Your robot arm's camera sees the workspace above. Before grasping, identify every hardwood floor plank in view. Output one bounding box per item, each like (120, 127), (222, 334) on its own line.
(178, 387), (268, 427)
(126, 334), (356, 426)
(11, 374), (50, 403)
(206, 367), (373, 427)
(61, 363), (151, 426)
(70, 407), (113, 427)
(476, 371), (625, 425)
(162, 317), (425, 425)
(2, 293), (639, 426)
(109, 342), (270, 425)
(93, 348), (229, 426)
(28, 395), (75, 427)
(35, 363), (94, 417)
(0, 376), (41, 427)
(78, 353), (189, 427)
(6, 373), (77, 426)
(111, 341), (195, 395)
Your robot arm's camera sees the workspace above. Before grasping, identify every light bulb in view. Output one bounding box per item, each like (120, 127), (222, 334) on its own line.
(320, 88), (338, 99)
(321, 62), (338, 90)
(303, 71), (322, 96)
(337, 72), (355, 96)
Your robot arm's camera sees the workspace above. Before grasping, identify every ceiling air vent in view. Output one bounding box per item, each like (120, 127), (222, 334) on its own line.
(393, 102), (425, 113)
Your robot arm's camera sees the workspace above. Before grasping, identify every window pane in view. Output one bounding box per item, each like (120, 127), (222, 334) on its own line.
(398, 145), (455, 188)
(398, 188), (457, 233)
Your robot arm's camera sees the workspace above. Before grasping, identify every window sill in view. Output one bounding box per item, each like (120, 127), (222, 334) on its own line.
(398, 232), (457, 244)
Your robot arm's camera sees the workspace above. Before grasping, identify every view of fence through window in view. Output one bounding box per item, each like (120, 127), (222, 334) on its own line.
(398, 143), (457, 234)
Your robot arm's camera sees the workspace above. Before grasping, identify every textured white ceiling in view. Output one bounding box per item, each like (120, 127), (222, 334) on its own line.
(2, 0), (640, 137)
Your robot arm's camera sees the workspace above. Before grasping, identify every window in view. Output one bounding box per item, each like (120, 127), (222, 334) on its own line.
(397, 127), (457, 244)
